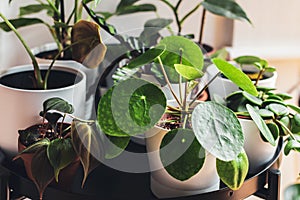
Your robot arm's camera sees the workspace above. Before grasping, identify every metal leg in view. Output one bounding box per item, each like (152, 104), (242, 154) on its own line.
(0, 168), (10, 200)
(267, 169), (281, 200)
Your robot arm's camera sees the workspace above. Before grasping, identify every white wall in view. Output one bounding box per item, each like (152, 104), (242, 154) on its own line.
(230, 0), (300, 59)
(0, 1), (232, 69)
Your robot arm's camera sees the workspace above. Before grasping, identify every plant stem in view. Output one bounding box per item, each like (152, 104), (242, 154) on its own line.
(189, 71), (221, 106)
(255, 69), (265, 86)
(180, 3), (201, 28)
(198, 8), (206, 45)
(276, 119), (297, 140)
(157, 57), (182, 107)
(0, 13), (44, 88)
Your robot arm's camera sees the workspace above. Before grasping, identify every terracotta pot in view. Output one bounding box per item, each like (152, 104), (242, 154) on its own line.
(17, 124), (80, 191)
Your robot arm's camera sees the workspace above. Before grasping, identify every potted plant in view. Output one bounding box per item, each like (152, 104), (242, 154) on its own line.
(96, 35), (259, 198)
(0, 12), (106, 155)
(0, 0), (108, 119)
(14, 97), (101, 200)
(225, 85), (300, 174)
(207, 55), (278, 101)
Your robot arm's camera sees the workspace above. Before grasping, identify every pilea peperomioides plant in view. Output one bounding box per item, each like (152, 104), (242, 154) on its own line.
(226, 86), (300, 155)
(15, 97), (101, 199)
(97, 35), (259, 190)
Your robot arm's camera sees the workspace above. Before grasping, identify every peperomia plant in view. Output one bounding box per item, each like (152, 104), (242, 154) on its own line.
(97, 35), (259, 190)
(15, 97), (101, 199)
(0, 11), (106, 89)
(226, 86), (300, 156)
(233, 55), (277, 86)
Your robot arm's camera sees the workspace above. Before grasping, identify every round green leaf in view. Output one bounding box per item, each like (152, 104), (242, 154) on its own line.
(158, 36), (203, 70)
(267, 94), (283, 101)
(213, 58), (258, 96)
(192, 101), (244, 161)
(266, 122), (279, 141)
(268, 103), (289, 116)
(217, 151), (249, 190)
(47, 138), (77, 182)
(262, 99), (286, 107)
(160, 129), (205, 181)
(278, 116), (290, 136)
(98, 78), (166, 136)
(246, 104), (276, 146)
(276, 93), (292, 100)
(288, 104), (300, 113)
(174, 64), (204, 80)
(258, 109), (274, 118)
(256, 86), (276, 93)
(242, 91), (262, 106)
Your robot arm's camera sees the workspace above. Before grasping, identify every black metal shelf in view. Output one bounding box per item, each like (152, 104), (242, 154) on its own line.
(0, 138), (283, 200)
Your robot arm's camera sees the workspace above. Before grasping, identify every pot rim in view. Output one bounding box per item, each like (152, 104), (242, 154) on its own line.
(0, 64), (86, 92)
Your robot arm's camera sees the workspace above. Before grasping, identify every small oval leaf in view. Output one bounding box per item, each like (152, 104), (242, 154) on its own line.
(217, 151), (249, 190)
(174, 64), (204, 80)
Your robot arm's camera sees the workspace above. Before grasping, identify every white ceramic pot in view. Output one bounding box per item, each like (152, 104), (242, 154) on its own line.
(0, 64), (86, 156)
(239, 118), (277, 174)
(145, 126), (219, 198)
(207, 62), (278, 101)
(32, 43), (99, 119)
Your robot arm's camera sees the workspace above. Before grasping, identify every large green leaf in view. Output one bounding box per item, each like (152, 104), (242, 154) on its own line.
(156, 35), (204, 83)
(19, 4), (54, 16)
(116, 0), (140, 11)
(284, 139), (300, 156)
(31, 147), (54, 199)
(202, 0), (251, 24)
(246, 104), (276, 146)
(160, 129), (205, 181)
(213, 58), (258, 96)
(0, 18), (44, 32)
(174, 64), (204, 80)
(192, 101), (244, 161)
(47, 138), (77, 182)
(43, 97), (74, 114)
(71, 121), (101, 187)
(98, 78), (166, 136)
(217, 151), (248, 190)
(126, 45), (166, 69)
(116, 4), (156, 15)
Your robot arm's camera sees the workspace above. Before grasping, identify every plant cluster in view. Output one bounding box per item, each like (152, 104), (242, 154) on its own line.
(0, 1), (107, 89)
(15, 97), (100, 199)
(226, 86), (300, 156)
(97, 35), (259, 190)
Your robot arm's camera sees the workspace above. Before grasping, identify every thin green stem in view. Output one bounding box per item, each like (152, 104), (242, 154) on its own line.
(255, 69), (265, 86)
(276, 119), (297, 140)
(189, 71), (221, 107)
(0, 13), (43, 88)
(180, 3), (201, 27)
(157, 57), (182, 107)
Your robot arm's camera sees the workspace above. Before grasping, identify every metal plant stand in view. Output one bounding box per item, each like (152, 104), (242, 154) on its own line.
(0, 138), (283, 200)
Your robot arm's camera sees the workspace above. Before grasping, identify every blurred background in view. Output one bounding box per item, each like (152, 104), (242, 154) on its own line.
(1, 1), (300, 199)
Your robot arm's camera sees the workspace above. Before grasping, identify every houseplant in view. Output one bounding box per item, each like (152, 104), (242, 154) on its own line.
(225, 85), (300, 173)
(14, 97), (101, 200)
(207, 55), (278, 101)
(96, 35), (259, 198)
(0, 12), (106, 155)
